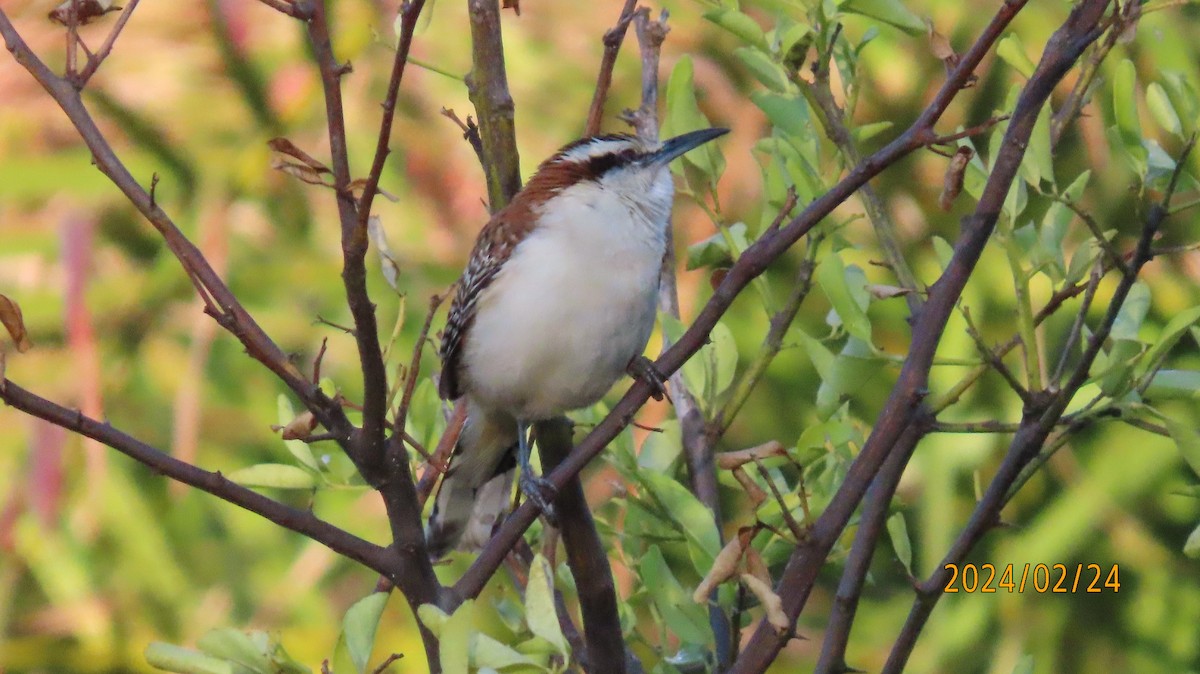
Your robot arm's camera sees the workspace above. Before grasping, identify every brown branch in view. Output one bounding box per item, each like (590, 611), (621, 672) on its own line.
(0, 380), (396, 576)
(254, 0), (305, 18)
(452, 0), (1041, 610)
(75, 0), (141, 85)
(354, 0), (427, 226)
(416, 400), (467, 507)
(466, 0), (522, 209)
(536, 418), (630, 674)
(0, 7), (352, 443)
(584, 0), (639, 135)
(620, 8), (667, 141)
(731, 2), (1108, 671)
(814, 419), (928, 674)
(394, 292), (446, 438)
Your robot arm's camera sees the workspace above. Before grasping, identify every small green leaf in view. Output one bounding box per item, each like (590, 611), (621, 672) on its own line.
(343, 592), (389, 674)
(440, 601), (473, 674)
(851, 120), (893, 144)
(817, 253), (872, 344)
(639, 419), (683, 471)
(1144, 370), (1200, 400)
(636, 471), (722, 574)
(227, 464), (317, 490)
(197, 630), (271, 674)
(841, 0), (925, 35)
(704, 8), (767, 49)
(1138, 306), (1200, 377)
(474, 634), (537, 669)
(1185, 523), (1200, 559)
(750, 92), (812, 139)
(735, 47), (792, 93)
(416, 604), (449, 637)
(710, 321), (739, 399)
(526, 554), (569, 655)
(886, 512), (913, 575)
(1147, 82), (1183, 137)
(1164, 416), (1200, 479)
(639, 546), (713, 646)
(1111, 282), (1151, 341)
(145, 644), (235, 674)
(996, 34), (1035, 78)
(1113, 59), (1147, 173)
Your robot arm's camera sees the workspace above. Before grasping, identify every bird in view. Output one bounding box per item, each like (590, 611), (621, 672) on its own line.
(426, 127), (729, 557)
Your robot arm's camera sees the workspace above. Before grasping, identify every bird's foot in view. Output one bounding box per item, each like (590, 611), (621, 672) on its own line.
(627, 355), (672, 403)
(519, 472), (559, 526)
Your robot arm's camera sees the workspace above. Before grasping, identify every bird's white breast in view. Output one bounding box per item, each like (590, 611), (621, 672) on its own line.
(462, 170), (674, 420)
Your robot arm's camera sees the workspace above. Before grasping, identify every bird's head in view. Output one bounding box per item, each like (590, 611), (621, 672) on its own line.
(521, 128), (729, 223)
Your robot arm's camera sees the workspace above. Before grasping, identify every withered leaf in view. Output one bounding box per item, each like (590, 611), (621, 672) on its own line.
(939, 146), (974, 211)
(267, 138), (331, 173)
(348, 178), (400, 203)
(693, 530), (750, 603)
(716, 440), (786, 470)
(867, 284), (914, 300)
(732, 466), (767, 508)
(744, 545), (772, 587)
(367, 216), (403, 292)
(0, 294), (32, 353)
(275, 409), (318, 440)
(271, 158), (335, 187)
(741, 573), (789, 634)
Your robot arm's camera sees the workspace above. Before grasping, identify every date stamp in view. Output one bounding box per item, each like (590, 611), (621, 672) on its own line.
(943, 563), (1120, 593)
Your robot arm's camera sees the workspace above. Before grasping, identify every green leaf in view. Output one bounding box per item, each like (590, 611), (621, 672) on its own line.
(1185, 523), (1200, 559)
(686, 223), (747, 270)
(932, 236), (955, 271)
(735, 47), (791, 94)
(1012, 655), (1035, 674)
(526, 554), (569, 656)
(416, 604), (449, 637)
(441, 601), (473, 674)
(1113, 59), (1147, 173)
(750, 92), (812, 139)
(639, 419), (683, 471)
(851, 120), (893, 144)
(1164, 416), (1200, 479)
(197, 630), (271, 674)
(277, 395), (319, 471)
(663, 56), (725, 191)
(704, 8), (767, 49)
(840, 0), (925, 35)
(639, 546), (713, 646)
(1138, 306), (1200, 377)
(996, 34), (1035, 78)
(474, 634), (537, 669)
(1111, 282), (1151, 341)
(226, 464), (317, 490)
(343, 592), (389, 674)
(1147, 82), (1183, 137)
(886, 512), (913, 575)
(145, 644), (235, 674)
(817, 253), (872, 344)
(710, 321), (739, 400)
(1144, 370), (1200, 401)
(636, 471), (722, 574)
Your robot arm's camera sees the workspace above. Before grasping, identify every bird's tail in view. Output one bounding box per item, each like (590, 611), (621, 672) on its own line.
(426, 399), (518, 559)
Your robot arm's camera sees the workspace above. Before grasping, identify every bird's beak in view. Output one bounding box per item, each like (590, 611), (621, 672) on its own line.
(652, 127), (730, 165)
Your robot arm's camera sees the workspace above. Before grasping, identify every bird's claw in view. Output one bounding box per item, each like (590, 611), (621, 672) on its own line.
(519, 472), (559, 526)
(627, 355), (672, 403)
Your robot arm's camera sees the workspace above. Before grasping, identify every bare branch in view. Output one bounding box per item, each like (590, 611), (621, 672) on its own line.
(75, 0), (141, 85)
(0, 380), (396, 576)
(466, 0), (522, 209)
(584, 0), (639, 135)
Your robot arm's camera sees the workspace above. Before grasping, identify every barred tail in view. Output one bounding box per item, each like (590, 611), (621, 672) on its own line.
(425, 399), (518, 559)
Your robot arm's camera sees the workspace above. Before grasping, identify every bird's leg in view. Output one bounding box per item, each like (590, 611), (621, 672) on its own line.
(517, 419), (558, 523)
(627, 355), (672, 403)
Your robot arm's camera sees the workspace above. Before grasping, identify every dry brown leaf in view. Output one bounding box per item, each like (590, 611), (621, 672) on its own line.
(928, 25), (955, 62)
(740, 573), (789, 634)
(271, 158), (335, 187)
(732, 466), (767, 507)
(693, 527), (755, 603)
(502, 0), (521, 15)
(744, 546), (772, 588)
(0, 294), (32, 353)
(716, 440), (786, 470)
(49, 0), (119, 25)
(267, 138), (330, 173)
(276, 410), (317, 440)
(939, 146), (974, 211)
(348, 178), (400, 203)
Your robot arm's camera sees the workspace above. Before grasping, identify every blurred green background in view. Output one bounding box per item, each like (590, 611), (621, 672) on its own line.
(1, 0), (1199, 672)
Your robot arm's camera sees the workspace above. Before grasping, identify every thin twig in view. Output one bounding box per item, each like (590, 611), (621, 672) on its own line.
(76, 0), (141, 85)
(394, 292), (447, 438)
(584, 0), (639, 135)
